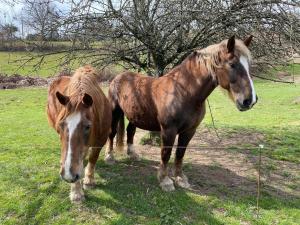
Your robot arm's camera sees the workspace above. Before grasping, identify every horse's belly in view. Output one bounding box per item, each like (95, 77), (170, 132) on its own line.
(124, 110), (160, 131)
(134, 121), (160, 131)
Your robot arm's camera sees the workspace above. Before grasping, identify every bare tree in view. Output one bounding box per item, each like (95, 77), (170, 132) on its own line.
(0, 23), (18, 47)
(22, 0), (60, 42)
(1, 24), (18, 39)
(27, 0), (300, 76)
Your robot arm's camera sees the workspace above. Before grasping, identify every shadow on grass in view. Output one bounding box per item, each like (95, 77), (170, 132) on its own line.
(84, 158), (299, 224)
(7, 153), (298, 224)
(186, 162), (300, 210)
(84, 159), (223, 225)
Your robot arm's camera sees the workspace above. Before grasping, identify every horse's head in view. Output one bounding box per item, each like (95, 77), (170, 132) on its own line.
(216, 35), (257, 111)
(55, 91), (93, 183)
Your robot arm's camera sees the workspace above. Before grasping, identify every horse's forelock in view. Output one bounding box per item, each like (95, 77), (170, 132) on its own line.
(56, 66), (103, 131)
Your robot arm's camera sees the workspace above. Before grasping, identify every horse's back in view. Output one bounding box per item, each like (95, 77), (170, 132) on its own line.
(109, 70), (207, 132)
(47, 76), (70, 130)
(109, 71), (154, 98)
(109, 71), (154, 101)
(109, 72), (160, 130)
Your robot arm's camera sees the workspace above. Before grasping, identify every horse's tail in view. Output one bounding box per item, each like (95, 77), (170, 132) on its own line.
(116, 112), (125, 152)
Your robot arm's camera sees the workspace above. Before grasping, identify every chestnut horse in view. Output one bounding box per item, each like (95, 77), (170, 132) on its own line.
(47, 66), (111, 201)
(105, 36), (257, 191)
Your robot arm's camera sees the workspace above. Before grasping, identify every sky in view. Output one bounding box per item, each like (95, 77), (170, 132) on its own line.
(0, 3), (21, 24)
(0, 1), (70, 37)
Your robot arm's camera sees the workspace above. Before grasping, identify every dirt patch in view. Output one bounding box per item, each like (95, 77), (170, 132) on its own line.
(286, 76), (300, 84)
(292, 96), (300, 104)
(275, 71), (300, 84)
(0, 74), (50, 89)
(0, 68), (116, 90)
(116, 128), (299, 199)
(138, 127), (264, 149)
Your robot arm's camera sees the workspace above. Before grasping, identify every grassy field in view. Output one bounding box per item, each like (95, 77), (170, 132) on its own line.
(1, 51), (300, 79)
(0, 52), (89, 77)
(0, 52), (72, 77)
(208, 80), (300, 163)
(0, 79), (299, 224)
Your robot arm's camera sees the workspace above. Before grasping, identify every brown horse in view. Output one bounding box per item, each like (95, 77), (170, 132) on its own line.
(105, 36), (257, 191)
(47, 66), (111, 201)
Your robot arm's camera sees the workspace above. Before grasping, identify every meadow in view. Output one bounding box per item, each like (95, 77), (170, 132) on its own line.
(0, 77), (299, 224)
(0, 51), (92, 77)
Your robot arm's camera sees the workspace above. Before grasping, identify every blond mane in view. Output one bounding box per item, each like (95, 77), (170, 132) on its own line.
(57, 65), (105, 128)
(196, 39), (251, 79)
(67, 65), (100, 106)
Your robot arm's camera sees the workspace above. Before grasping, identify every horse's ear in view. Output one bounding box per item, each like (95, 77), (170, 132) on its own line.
(56, 91), (69, 106)
(82, 93), (93, 108)
(227, 35), (235, 53)
(244, 35), (253, 47)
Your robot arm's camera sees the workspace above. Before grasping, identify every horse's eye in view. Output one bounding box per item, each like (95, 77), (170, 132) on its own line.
(84, 125), (91, 132)
(59, 121), (65, 129)
(229, 63), (236, 68)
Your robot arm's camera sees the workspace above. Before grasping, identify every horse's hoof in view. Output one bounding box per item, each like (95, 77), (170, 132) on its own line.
(83, 178), (96, 190)
(128, 152), (141, 161)
(70, 191), (85, 202)
(175, 174), (191, 189)
(160, 177), (175, 192)
(83, 183), (95, 190)
(104, 154), (116, 165)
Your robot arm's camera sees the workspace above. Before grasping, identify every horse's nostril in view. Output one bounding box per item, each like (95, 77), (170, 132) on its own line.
(74, 174), (80, 181)
(243, 98), (252, 107)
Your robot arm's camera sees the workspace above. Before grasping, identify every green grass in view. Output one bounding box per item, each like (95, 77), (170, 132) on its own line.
(0, 81), (299, 224)
(269, 64), (300, 75)
(0, 52), (72, 77)
(0, 51), (122, 78)
(0, 52), (82, 77)
(205, 80), (300, 162)
(0, 41), (106, 77)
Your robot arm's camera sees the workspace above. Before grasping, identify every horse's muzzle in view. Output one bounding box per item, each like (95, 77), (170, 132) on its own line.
(60, 172), (80, 183)
(236, 95), (258, 111)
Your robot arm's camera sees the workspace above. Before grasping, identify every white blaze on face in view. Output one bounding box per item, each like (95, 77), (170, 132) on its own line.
(239, 56), (257, 106)
(64, 112), (81, 180)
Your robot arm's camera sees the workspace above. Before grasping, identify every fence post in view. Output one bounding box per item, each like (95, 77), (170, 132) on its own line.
(256, 144), (264, 218)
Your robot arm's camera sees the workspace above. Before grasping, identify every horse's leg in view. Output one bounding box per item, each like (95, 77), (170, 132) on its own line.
(126, 122), (140, 160)
(158, 128), (177, 191)
(83, 147), (101, 189)
(174, 129), (196, 189)
(70, 180), (84, 202)
(105, 107), (122, 164)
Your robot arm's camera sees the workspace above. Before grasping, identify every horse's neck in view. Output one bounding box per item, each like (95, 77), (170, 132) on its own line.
(175, 60), (218, 104)
(195, 74), (217, 103)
